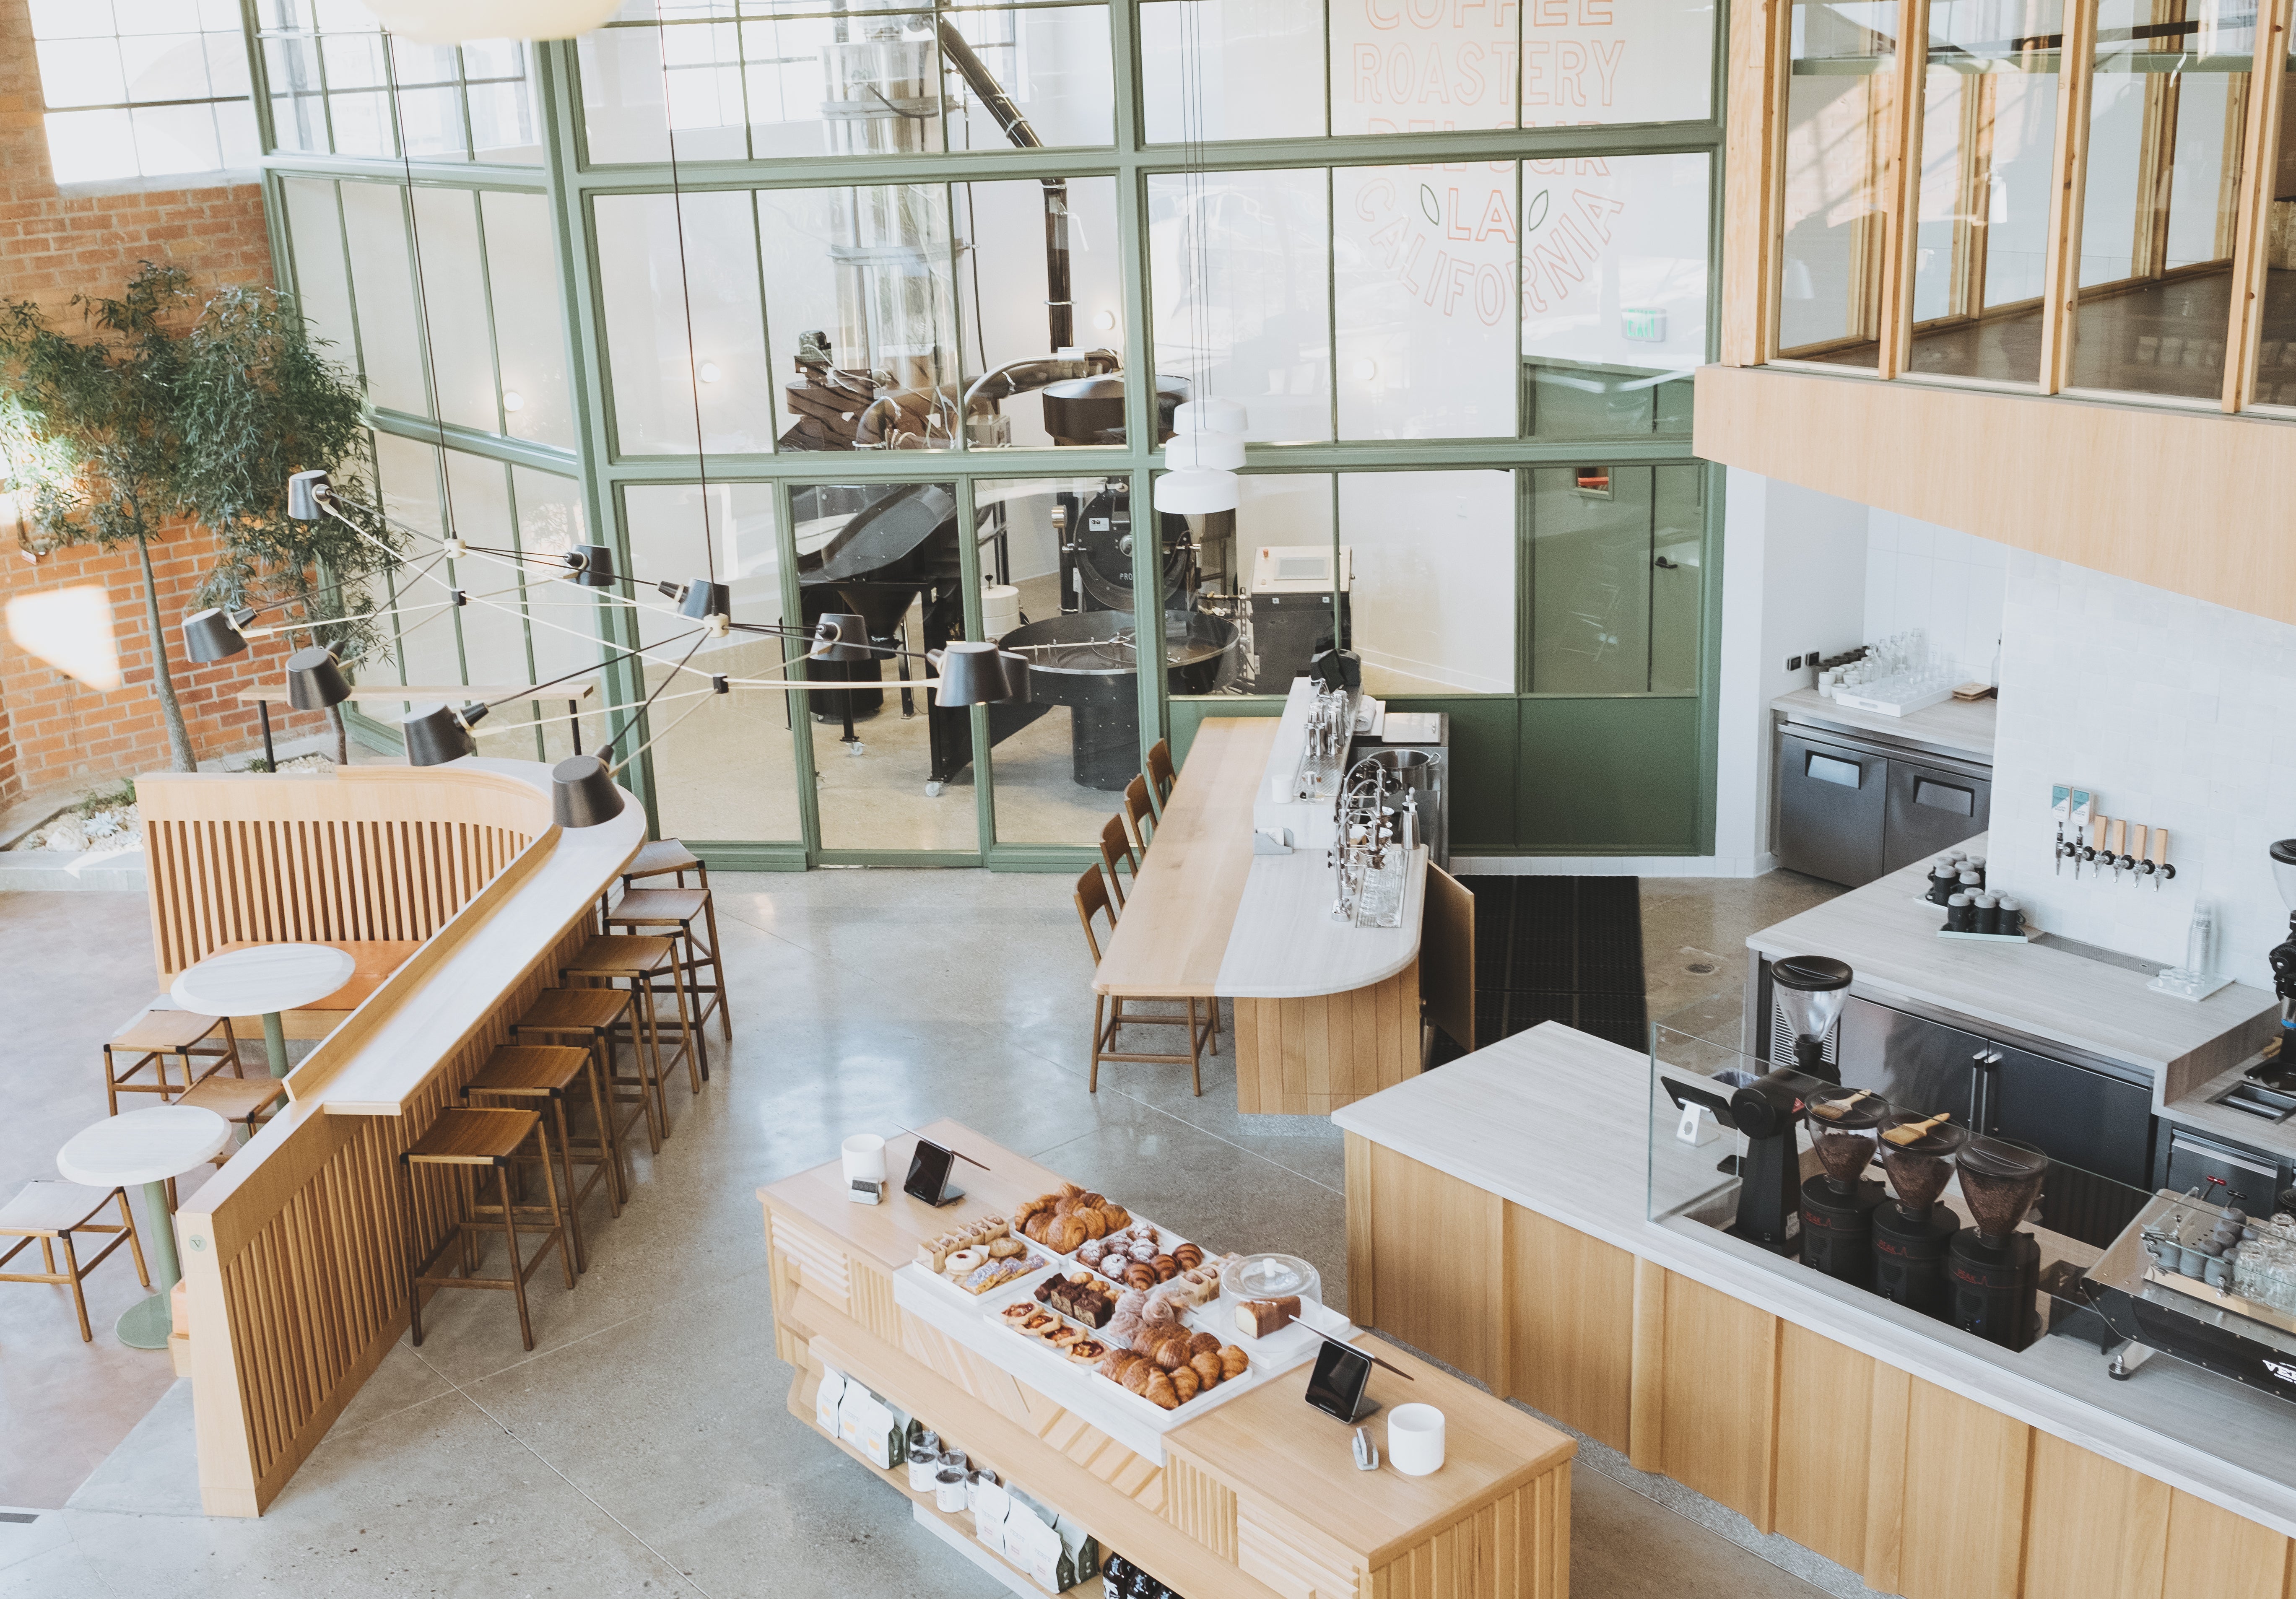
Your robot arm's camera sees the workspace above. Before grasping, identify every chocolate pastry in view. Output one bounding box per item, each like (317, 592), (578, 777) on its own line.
(1151, 1254), (1179, 1282)
(1169, 1365), (1200, 1403)
(1235, 1296), (1301, 1338)
(1172, 1242), (1203, 1272)
(1217, 1345), (1249, 1379)
(1190, 1350), (1223, 1390)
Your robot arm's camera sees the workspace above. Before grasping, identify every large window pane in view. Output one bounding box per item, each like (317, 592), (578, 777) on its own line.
(1342, 470), (1514, 696)
(1522, 151), (1707, 439)
(339, 181), (428, 415)
(1218, 472), (1342, 695)
(624, 483), (803, 841)
(596, 189), (774, 455)
(370, 433), (463, 695)
(1908, 1), (2061, 384)
(942, 7), (1112, 150)
(1523, 0), (1715, 126)
(1142, 0), (1324, 142)
(2070, 0), (2254, 399)
(1335, 163), (1518, 439)
(280, 178), (357, 374)
(1777, 0), (1899, 366)
(410, 187), (498, 433)
(1149, 168), (1333, 443)
(482, 191), (576, 450)
(2254, 30), (2296, 409)
(1529, 462), (1703, 693)
(764, 184), (963, 451)
(795, 480), (980, 852)
(957, 177), (1126, 449)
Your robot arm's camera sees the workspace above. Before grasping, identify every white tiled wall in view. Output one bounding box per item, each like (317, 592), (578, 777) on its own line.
(1863, 510), (2008, 685)
(1986, 551), (2296, 989)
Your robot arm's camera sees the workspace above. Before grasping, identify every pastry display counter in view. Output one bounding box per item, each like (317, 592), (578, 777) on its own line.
(1335, 1023), (2296, 1599)
(759, 1120), (1571, 1598)
(1091, 719), (1471, 1117)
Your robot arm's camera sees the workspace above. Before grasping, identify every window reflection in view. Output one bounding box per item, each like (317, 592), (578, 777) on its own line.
(1529, 464), (1703, 693)
(2254, 29), (2296, 408)
(1777, 0), (1900, 367)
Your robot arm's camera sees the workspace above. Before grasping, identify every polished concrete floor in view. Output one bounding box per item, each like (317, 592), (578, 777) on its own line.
(0, 867), (1857, 1599)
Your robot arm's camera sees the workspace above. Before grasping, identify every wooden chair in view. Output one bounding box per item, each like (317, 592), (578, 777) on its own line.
(400, 1108), (572, 1352)
(1123, 775), (1156, 854)
(462, 1045), (622, 1274)
(1147, 739), (1176, 813)
(1099, 814), (1140, 912)
(1074, 867), (1215, 1095)
(0, 1181), (148, 1342)
(513, 986), (661, 1157)
(101, 1006), (243, 1113)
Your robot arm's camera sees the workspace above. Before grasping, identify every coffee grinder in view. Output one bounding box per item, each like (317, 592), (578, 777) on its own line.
(1772, 955), (1854, 1084)
(1871, 1112), (1967, 1317)
(1801, 1088), (1888, 1286)
(1726, 1068), (1808, 1255)
(1948, 1136), (2050, 1349)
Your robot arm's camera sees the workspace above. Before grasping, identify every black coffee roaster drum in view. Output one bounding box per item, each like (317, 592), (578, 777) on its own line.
(1871, 1113), (1968, 1316)
(1802, 1087), (1888, 1287)
(1949, 1136), (2050, 1350)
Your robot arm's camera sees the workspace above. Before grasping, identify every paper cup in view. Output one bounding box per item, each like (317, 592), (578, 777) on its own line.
(841, 1134), (887, 1185)
(1388, 1404), (1445, 1476)
(934, 1469), (967, 1513)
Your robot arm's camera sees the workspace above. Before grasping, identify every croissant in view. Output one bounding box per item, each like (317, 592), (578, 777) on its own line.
(1168, 1365), (1200, 1403)
(1100, 1204), (1132, 1231)
(1152, 1254), (1179, 1282)
(1188, 1331), (1220, 1356)
(1053, 1216), (1089, 1253)
(1078, 1207), (1109, 1241)
(1172, 1242), (1203, 1271)
(1059, 1181), (1084, 1200)
(1100, 1350), (1143, 1381)
(1023, 1214), (1052, 1243)
(1124, 1359), (1157, 1396)
(1124, 1262), (1157, 1291)
(1218, 1345), (1249, 1379)
(1153, 1337), (1191, 1371)
(1078, 1191), (1106, 1210)
(1014, 1196), (1053, 1228)
(1144, 1370), (1181, 1410)
(1190, 1350), (1224, 1390)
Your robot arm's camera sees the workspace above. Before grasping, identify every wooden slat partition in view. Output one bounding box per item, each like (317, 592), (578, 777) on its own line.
(150, 763), (644, 1517)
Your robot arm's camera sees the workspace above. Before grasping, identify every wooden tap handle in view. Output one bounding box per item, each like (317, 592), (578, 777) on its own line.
(2109, 818), (2127, 857)
(2151, 829), (2169, 867)
(2093, 815), (2112, 850)
(2125, 822), (2146, 860)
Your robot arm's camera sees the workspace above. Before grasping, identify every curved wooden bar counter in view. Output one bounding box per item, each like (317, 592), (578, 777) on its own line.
(148, 761), (644, 1516)
(1094, 719), (1460, 1117)
(761, 1121), (1572, 1599)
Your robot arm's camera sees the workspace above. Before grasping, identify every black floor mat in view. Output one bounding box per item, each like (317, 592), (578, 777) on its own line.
(1431, 877), (1648, 1061)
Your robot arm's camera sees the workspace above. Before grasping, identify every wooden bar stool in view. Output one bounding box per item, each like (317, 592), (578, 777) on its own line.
(1074, 867), (1215, 1095)
(0, 1181), (149, 1342)
(562, 934), (702, 1106)
(177, 1075), (285, 1142)
(461, 1045), (621, 1272)
(621, 837), (709, 891)
(1123, 774), (1156, 853)
(101, 1006), (243, 1113)
(1099, 814), (1140, 912)
(513, 987), (661, 1158)
(1147, 738), (1176, 813)
(606, 888), (728, 1048)
(400, 1108), (571, 1352)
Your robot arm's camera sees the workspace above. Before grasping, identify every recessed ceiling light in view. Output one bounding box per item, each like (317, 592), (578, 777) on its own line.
(699, 361), (722, 384)
(501, 390), (525, 412)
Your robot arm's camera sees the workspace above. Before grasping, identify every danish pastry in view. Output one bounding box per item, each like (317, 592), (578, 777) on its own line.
(1068, 1339), (1109, 1364)
(1128, 1237), (1159, 1264)
(1076, 1238), (1109, 1267)
(1218, 1345), (1249, 1380)
(999, 1302), (1035, 1324)
(1168, 1365), (1200, 1403)
(1190, 1350), (1223, 1391)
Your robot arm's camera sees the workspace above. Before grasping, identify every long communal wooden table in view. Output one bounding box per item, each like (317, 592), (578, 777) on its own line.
(1091, 718), (1470, 1117)
(760, 1120), (1572, 1598)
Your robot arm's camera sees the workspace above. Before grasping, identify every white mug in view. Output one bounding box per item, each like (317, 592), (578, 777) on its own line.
(1387, 1404), (1445, 1476)
(841, 1134), (887, 1185)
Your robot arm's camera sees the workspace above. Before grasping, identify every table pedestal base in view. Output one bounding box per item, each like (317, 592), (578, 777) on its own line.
(262, 1010), (290, 1078)
(116, 1291), (174, 1350)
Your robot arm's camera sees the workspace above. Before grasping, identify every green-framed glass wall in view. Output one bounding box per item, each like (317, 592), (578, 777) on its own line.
(249, 0), (1728, 867)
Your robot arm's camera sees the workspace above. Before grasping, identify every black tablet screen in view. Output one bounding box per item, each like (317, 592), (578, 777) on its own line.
(1304, 1339), (1372, 1423)
(904, 1140), (955, 1205)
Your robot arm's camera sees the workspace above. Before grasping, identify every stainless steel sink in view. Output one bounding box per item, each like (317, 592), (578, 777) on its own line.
(2214, 1080), (2296, 1122)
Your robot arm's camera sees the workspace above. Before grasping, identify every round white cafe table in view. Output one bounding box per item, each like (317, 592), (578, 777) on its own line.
(57, 1105), (232, 1350)
(170, 943), (357, 1080)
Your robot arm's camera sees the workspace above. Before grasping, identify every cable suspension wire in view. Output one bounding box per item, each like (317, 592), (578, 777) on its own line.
(653, 5), (717, 581)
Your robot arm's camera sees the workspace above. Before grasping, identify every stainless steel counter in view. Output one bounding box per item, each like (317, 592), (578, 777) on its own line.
(1773, 686), (1997, 763)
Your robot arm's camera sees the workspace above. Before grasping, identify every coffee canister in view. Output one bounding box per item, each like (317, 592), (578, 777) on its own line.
(1927, 862), (1958, 905)
(1974, 892), (2000, 935)
(934, 1468), (967, 1513)
(1945, 893), (1974, 932)
(1997, 897), (2023, 936)
(907, 1449), (941, 1494)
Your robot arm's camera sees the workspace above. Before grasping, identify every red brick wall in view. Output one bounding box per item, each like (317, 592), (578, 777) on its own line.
(0, 0), (324, 807)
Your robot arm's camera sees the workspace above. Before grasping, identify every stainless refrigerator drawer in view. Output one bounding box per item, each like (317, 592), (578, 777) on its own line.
(1883, 757), (1991, 875)
(1777, 732), (1887, 887)
(2164, 1131), (2287, 1218)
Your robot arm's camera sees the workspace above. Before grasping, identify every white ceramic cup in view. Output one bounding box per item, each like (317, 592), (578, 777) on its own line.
(1387, 1404), (1446, 1476)
(841, 1133), (887, 1185)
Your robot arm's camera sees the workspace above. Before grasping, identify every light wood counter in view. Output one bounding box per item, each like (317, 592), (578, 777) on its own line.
(758, 1120), (1571, 1599)
(1092, 718), (1454, 1116)
(1333, 1021), (2296, 1591)
(1746, 836), (2275, 1094)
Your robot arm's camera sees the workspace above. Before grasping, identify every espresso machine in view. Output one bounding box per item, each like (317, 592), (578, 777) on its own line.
(1872, 1113), (1967, 1317)
(1948, 1135), (2050, 1349)
(1801, 1087), (1888, 1286)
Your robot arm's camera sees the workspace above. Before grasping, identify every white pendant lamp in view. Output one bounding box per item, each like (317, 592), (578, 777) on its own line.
(1153, 468), (1240, 514)
(1164, 431), (1245, 471)
(358, 0), (619, 44)
(1173, 399), (1248, 435)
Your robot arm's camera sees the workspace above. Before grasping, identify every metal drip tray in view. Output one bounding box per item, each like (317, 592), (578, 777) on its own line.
(2214, 1082), (2296, 1123)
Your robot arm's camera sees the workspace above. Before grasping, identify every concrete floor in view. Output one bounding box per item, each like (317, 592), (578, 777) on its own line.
(0, 867), (1859, 1599)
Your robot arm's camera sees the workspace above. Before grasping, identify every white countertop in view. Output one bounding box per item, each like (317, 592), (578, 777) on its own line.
(1214, 844), (1426, 999)
(1747, 835), (2275, 1088)
(1333, 1021), (2296, 1540)
(1773, 687), (1997, 762)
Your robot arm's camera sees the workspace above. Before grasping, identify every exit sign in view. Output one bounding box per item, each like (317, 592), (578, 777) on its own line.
(1621, 308), (1666, 343)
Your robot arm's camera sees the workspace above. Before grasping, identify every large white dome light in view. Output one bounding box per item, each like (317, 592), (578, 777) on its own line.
(359, 0), (621, 44)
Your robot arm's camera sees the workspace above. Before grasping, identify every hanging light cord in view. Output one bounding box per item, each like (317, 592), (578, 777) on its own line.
(654, 8), (717, 581)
